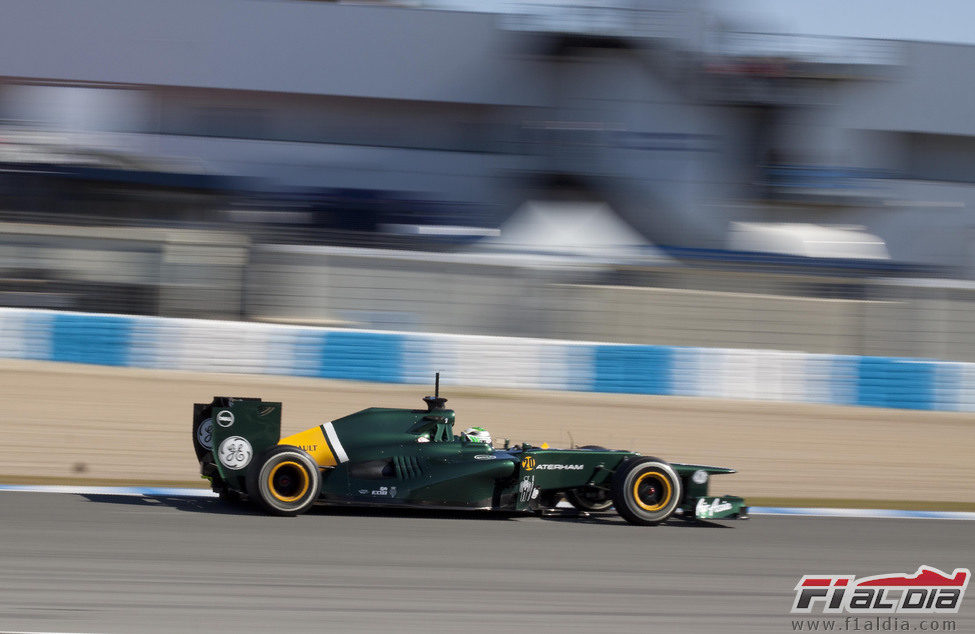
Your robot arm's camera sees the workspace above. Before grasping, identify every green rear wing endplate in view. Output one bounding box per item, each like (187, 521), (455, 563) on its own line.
(208, 397), (282, 486)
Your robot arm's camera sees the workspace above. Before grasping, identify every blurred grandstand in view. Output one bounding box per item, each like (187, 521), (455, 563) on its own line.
(2, 0), (975, 360)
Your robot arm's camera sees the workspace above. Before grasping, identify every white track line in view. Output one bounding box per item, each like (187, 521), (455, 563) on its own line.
(1, 485), (973, 520)
(749, 506), (975, 521)
(0, 484), (216, 497)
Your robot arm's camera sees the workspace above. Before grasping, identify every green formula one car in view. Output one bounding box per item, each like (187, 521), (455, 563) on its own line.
(192, 376), (747, 525)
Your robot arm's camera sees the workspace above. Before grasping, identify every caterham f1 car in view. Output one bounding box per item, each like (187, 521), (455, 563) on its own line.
(192, 377), (747, 525)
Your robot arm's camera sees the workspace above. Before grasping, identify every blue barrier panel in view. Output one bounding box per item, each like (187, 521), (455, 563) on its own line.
(818, 355), (860, 407)
(592, 344), (672, 394)
(561, 344), (595, 392)
(50, 313), (133, 367)
(281, 329), (328, 377)
(317, 331), (405, 383)
(856, 357), (936, 410)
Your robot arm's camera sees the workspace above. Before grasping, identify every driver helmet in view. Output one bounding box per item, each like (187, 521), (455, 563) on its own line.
(461, 426), (492, 446)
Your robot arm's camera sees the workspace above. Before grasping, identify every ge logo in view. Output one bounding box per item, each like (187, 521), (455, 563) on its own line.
(196, 418), (214, 450)
(216, 410), (235, 427)
(521, 456), (536, 471)
(218, 436), (253, 470)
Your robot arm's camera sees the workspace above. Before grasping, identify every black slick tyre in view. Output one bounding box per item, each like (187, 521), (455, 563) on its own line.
(565, 446), (614, 512)
(564, 487), (614, 512)
(246, 445), (321, 516)
(610, 457), (681, 526)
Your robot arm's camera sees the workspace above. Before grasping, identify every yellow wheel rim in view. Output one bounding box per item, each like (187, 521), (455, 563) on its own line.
(267, 461), (310, 503)
(632, 471), (672, 512)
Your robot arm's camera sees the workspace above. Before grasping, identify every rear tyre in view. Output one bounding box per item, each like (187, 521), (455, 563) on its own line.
(246, 445), (321, 516)
(610, 457), (681, 526)
(564, 487), (614, 512)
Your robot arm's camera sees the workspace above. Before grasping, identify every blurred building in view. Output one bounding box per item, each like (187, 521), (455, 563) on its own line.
(3, 0), (975, 361)
(0, 0), (973, 272)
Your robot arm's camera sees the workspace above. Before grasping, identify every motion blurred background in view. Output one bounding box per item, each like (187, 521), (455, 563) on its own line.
(1, 0), (975, 378)
(5, 9), (975, 634)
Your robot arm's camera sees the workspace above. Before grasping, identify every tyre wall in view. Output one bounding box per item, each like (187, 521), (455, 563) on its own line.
(1, 307), (972, 411)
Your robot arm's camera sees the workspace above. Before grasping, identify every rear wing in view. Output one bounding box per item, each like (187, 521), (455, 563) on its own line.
(193, 397), (282, 492)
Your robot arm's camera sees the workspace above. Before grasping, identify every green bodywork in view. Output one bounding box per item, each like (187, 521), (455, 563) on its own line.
(193, 393), (747, 520)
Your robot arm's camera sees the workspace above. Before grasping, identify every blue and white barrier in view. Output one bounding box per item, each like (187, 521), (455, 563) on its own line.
(1, 307), (973, 411)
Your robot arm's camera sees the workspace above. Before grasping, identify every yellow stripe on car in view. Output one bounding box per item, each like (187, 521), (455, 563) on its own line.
(633, 471), (672, 512)
(279, 426), (337, 467)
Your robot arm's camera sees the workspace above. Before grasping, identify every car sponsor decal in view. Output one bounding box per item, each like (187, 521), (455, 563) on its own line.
(518, 474), (535, 503)
(216, 410), (235, 428)
(370, 486), (397, 497)
(321, 422), (349, 464)
(792, 566), (970, 614)
(217, 436), (253, 470)
(696, 497), (733, 519)
(691, 469), (709, 485)
(196, 418), (213, 450)
(279, 426), (337, 467)
(534, 464), (584, 470)
(474, 454), (497, 460)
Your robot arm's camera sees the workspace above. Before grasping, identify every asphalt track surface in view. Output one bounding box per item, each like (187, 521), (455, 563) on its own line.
(2, 493), (974, 634)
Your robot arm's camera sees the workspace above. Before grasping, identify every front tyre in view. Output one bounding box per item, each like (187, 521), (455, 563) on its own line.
(246, 445), (321, 516)
(610, 457), (681, 526)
